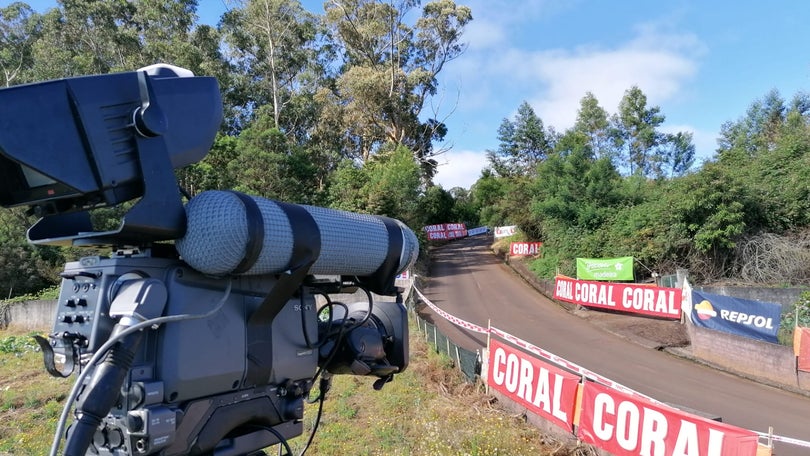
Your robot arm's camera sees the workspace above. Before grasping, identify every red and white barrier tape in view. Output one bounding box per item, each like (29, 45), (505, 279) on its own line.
(413, 286), (488, 334)
(413, 285), (810, 451)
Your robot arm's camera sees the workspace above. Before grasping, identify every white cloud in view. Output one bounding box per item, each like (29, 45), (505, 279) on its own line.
(454, 23), (704, 132)
(433, 149), (490, 190)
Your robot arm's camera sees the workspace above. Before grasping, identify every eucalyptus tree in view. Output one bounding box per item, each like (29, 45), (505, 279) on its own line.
(487, 101), (554, 177)
(0, 2), (42, 87)
(220, 0), (319, 132)
(573, 92), (613, 161)
(612, 86), (665, 176)
(322, 0), (472, 178)
(612, 86), (695, 179)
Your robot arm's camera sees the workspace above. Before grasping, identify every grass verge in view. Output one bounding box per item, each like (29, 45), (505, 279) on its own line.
(0, 320), (580, 455)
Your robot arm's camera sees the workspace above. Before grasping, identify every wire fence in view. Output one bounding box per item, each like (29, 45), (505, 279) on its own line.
(406, 293), (481, 382)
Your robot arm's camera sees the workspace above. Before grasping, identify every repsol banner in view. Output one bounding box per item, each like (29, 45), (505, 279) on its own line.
(691, 291), (781, 344)
(509, 241), (543, 257)
(554, 276), (682, 319)
(577, 257), (634, 281)
(577, 381), (759, 456)
(487, 338), (579, 431)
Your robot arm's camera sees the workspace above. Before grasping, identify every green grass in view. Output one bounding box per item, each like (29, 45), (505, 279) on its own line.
(0, 322), (581, 455)
(0, 329), (70, 455)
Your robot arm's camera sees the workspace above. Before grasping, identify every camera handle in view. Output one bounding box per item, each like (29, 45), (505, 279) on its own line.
(62, 278), (168, 456)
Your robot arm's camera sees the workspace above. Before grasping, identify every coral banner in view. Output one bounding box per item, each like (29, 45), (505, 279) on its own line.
(554, 276), (682, 319)
(424, 223), (467, 240)
(509, 242), (543, 257)
(487, 338), (580, 431)
(577, 381), (759, 456)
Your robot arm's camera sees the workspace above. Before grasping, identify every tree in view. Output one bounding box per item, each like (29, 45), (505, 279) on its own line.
(573, 92), (613, 161)
(328, 145), (421, 225)
(612, 86), (696, 178)
(718, 89), (788, 159)
(221, 0), (318, 131)
(0, 2), (42, 87)
(419, 185), (455, 225)
(230, 107), (320, 204)
(322, 0), (472, 177)
(487, 101), (554, 177)
(660, 131), (695, 178)
(613, 86), (665, 176)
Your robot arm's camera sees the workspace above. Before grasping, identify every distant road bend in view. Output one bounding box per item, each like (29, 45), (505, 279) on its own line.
(421, 235), (810, 456)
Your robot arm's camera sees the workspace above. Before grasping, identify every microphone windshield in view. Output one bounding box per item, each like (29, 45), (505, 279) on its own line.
(176, 191), (419, 282)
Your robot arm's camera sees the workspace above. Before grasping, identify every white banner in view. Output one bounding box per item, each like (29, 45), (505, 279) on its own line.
(494, 225), (517, 238)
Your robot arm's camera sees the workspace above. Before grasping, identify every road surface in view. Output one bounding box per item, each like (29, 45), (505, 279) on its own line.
(421, 235), (810, 456)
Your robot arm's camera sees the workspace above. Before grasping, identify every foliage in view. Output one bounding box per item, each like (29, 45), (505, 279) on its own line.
(778, 291), (810, 345)
(479, 86), (810, 285)
(0, 332), (39, 354)
(7, 0), (810, 295)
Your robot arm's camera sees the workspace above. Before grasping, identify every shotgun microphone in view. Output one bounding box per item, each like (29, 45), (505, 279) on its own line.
(176, 190), (419, 291)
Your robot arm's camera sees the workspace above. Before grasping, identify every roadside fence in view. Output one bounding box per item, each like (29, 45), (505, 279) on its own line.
(406, 287), (481, 382)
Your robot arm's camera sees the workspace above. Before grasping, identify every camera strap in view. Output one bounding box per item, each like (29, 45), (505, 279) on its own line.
(33, 334), (81, 378)
(228, 191), (265, 275)
(243, 200), (322, 387)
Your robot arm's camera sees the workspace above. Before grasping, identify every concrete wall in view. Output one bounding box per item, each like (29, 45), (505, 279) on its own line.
(685, 317), (810, 393)
(697, 285), (805, 310)
(2, 300), (56, 330)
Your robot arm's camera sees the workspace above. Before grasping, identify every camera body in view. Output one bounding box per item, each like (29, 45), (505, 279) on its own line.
(52, 251), (319, 455)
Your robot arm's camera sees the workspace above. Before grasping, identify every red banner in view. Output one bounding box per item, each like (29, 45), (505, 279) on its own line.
(423, 223), (467, 240)
(554, 276), (682, 319)
(487, 338), (580, 431)
(794, 327), (810, 372)
(509, 242), (543, 257)
(578, 381), (758, 456)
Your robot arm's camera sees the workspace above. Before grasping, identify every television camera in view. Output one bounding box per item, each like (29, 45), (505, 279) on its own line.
(0, 65), (418, 456)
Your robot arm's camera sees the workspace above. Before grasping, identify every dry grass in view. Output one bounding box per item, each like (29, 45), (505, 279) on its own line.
(0, 320), (586, 455)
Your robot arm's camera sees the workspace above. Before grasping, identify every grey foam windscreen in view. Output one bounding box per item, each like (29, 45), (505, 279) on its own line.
(176, 190), (419, 277)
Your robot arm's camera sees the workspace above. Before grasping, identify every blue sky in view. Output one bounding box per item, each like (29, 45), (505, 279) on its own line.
(19, 1), (810, 189)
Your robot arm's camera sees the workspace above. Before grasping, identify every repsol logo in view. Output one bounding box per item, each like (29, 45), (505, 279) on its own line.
(719, 309), (774, 329)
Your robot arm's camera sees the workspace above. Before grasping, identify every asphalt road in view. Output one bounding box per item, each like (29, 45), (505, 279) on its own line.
(420, 235), (810, 456)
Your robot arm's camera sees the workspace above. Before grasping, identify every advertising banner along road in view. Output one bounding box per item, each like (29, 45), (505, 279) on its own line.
(554, 276), (682, 319)
(509, 241), (543, 257)
(794, 327), (810, 373)
(577, 381), (759, 456)
(487, 338), (580, 431)
(576, 257), (635, 281)
(691, 290), (781, 344)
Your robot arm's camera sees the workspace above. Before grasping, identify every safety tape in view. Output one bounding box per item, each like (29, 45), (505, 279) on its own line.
(756, 433), (810, 449)
(413, 286), (488, 334)
(413, 284), (810, 452)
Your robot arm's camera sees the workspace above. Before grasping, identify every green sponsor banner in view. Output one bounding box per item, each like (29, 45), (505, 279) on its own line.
(576, 257), (634, 281)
